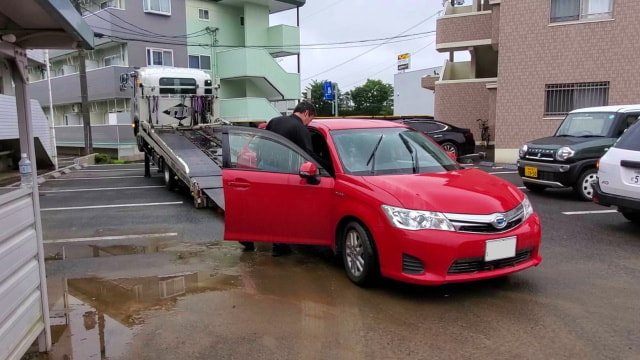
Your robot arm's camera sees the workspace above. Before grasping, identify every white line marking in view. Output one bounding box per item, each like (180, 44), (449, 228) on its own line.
(45, 232), (179, 244)
(86, 163), (145, 167)
(489, 171), (518, 175)
(48, 176), (146, 181)
(41, 185), (165, 193)
(41, 201), (183, 211)
(562, 210), (618, 215)
(76, 168), (156, 172)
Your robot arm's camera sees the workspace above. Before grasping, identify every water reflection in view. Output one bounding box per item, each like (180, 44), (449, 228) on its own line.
(44, 272), (239, 359)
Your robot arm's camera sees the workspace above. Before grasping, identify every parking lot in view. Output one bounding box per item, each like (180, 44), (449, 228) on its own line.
(36, 162), (639, 360)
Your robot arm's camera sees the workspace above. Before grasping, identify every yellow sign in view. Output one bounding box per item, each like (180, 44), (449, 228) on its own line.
(397, 53), (410, 60)
(397, 53), (410, 70)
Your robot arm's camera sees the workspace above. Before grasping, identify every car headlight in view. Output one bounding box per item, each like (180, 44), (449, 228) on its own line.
(522, 197), (534, 220)
(519, 144), (528, 159)
(381, 205), (455, 231)
(555, 146), (575, 161)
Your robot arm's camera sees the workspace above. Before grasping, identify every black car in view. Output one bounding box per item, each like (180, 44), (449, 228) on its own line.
(395, 119), (476, 157)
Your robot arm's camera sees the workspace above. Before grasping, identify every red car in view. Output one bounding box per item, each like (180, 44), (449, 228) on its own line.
(221, 119), (542, 286)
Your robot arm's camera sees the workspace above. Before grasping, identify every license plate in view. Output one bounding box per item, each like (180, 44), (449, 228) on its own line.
(485, 236), (517, 262)
(524, 166), (538, 178)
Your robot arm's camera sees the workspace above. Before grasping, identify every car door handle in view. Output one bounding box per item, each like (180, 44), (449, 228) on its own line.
(433, 135), (443, 138)
(228, 181), (251, 189)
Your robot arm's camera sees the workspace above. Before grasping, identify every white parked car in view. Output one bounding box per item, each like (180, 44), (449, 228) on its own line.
(593, 120), (640, 223)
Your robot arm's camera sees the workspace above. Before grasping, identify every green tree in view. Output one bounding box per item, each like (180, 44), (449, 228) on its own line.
(349, 79), (394, 116)
(302, 80), (340, 117)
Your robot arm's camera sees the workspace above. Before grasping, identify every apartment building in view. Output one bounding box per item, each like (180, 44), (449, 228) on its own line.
(29, 0), (304, 156)
(425, 0), (639, 163)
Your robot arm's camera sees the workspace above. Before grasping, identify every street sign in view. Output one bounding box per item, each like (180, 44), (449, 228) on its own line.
(323, 81), (334, 100)
(397, 53), (410, 71)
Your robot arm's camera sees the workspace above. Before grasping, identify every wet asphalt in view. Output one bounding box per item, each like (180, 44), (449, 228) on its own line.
(30, 163), (640, 360)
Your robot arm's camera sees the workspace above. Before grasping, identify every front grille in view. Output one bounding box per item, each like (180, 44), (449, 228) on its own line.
(526, 148), (555, 161)
(458, 217), (523, 233)
(447, 247), (533, 274)
(402, 253), (425, 274)
(536, 170), (557, 182)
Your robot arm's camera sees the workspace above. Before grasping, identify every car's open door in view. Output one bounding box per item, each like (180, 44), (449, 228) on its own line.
(221, 126), (335, 245)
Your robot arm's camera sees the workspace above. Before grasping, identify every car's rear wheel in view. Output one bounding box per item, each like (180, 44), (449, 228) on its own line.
(524, 183), (547, 193)
(342, 221), (378, 286)
(440, 142), (458, 157)
(574, 168), (597, 201)
(621, 211), (640, 224)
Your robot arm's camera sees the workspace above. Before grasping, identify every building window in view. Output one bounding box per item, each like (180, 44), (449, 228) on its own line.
(544, 82), (609, 116)
(550, 0), (613, 23)
(100, 0), (124, 10)
(146, 48), (173, 67)
(144, 0), (171, 15)
(188, 55), (211, 70)
(103, 54), (121, 66)
(198, 8), (209, 20)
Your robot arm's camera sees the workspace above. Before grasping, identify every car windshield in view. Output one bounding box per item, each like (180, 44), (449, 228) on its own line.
(331, 127), (460, 176)
(555, 112), (616, 137)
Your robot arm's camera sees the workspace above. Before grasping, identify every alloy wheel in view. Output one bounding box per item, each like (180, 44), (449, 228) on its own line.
(345, 229), (365, 277)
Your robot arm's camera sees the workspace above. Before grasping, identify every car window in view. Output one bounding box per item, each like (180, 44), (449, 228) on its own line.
(228, 133), (304, 173)
(405, 121), (442, 133)
(614, 120), (640, 151)
(555, 112), (616, 137)
(331, 128), (460, 176)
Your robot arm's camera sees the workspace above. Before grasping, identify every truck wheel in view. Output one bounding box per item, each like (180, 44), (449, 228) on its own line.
(621, 211), (640, 224)
(342, 221), (379, 287)
(163, 162), (177, 190)
(573, 168), (597, 201)
(524, 183), (547, 193)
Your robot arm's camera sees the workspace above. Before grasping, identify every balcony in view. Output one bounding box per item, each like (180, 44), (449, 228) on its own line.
(30, 66), (133, 106)
(216, 48), (300, 101)
(439, 60), (497, 83)
(220, 98), (281, 122)
(436, 4), (494, 52)
(267, 25), (300, 57)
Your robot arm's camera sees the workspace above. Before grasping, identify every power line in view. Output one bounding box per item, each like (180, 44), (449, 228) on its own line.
(301, 0), (346, 20)
(302, 10), (441, 81)
(341, 39), (437, 90)
(97, 32), (435, 50)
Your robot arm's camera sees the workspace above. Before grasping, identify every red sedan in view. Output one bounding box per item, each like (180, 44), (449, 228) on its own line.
(221, 119), (542, 286)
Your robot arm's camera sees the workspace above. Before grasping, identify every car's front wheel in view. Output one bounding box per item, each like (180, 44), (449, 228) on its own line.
(342, 221), (378, 286)
(621, 211), (640, 224)
(574, 168), (597, 201)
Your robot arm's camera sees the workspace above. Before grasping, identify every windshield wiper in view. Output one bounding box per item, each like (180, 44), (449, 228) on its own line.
(399, 132), (419, 173)
(577, 135), (605, 138)
(366, 135), (384, 174)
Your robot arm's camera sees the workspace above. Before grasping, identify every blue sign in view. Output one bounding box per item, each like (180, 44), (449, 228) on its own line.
(323, 81), (334, 100)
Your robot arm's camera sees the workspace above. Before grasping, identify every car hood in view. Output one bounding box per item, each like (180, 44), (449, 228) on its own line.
(528, 135), (606, 148)
(362, 169), (524, 214)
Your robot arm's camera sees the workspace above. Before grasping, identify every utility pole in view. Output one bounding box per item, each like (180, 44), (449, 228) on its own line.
(73, 0), (93, 155)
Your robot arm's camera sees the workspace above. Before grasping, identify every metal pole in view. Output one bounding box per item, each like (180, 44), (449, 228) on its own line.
(73, 0), (93, 155)
(45, 50), (58, 170)
(296, 7), (301, 74)
(11, 51), (52, 352)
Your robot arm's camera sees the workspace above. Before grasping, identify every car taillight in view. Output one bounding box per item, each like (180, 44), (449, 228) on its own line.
(596, 160), (599, 169)
(464, 131), (473, 138)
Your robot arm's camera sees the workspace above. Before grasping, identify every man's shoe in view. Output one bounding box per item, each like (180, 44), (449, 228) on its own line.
(239, 241), (254, 251)
(272, 244), (292, 257)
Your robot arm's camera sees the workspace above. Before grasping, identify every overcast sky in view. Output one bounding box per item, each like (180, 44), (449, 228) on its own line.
(270, 0), (470, 92)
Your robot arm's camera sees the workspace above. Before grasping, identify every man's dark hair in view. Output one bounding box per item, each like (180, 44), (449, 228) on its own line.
(294, 101), (317, 116)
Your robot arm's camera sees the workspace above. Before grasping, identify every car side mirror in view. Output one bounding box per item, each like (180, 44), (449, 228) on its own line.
(299, 161), (320, 184)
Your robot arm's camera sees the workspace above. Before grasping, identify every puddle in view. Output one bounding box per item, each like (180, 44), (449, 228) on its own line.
(37, 272), (240, 360)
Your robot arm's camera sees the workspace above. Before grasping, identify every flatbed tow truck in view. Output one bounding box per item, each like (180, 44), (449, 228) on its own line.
(121, 67), (234, 210)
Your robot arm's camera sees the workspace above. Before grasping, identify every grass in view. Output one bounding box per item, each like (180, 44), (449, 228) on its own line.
(94, 153), (129, 165)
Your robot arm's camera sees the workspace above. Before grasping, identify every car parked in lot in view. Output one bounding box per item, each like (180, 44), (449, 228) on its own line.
(222, 119), (542, 286)
(593, 119), (640, 224)
(392, 119), (476, 158)
(517, 105), (640, 200)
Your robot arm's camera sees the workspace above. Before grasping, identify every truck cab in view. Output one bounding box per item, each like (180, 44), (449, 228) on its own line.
(517, 105), (640, 200)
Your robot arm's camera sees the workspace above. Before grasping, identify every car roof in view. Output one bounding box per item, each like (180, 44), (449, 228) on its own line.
(570, 104), (640, 113)
(309, 118), (407, 130)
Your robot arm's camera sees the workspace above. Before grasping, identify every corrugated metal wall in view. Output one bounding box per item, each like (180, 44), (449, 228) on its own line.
(0, 188), (46, 360)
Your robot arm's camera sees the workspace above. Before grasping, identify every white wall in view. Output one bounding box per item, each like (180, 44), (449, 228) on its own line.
(393, 66), (440, 116)
(0, 94), (54, 162)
